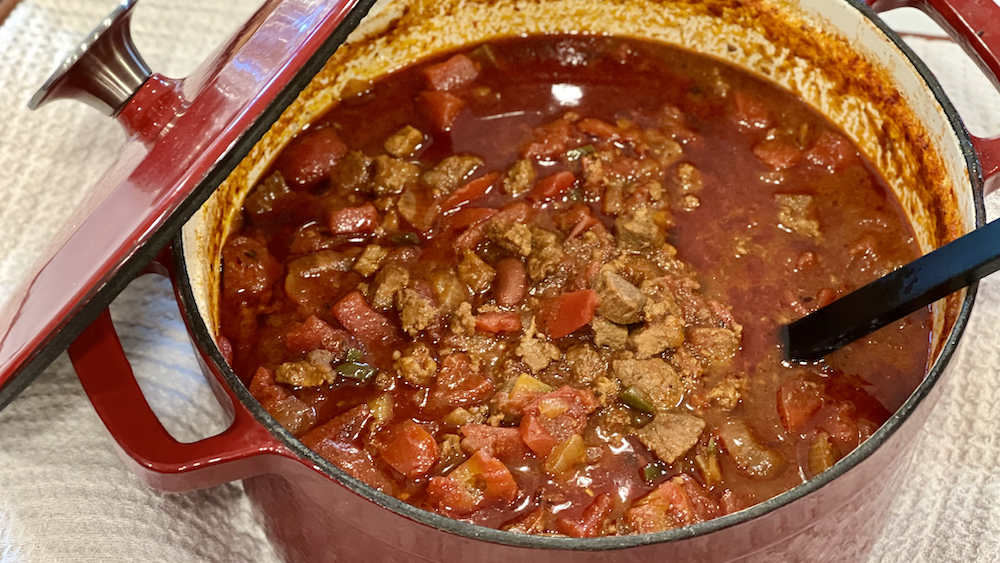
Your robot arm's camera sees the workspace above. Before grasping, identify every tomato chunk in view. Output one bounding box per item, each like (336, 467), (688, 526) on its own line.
(753, 139), (802, 170)
(441, 172), (499, 212)
(427, 353), (495, 411)
(426, 449), (518, 516)
(301, 405), (394, 493)
(328, 203), (379, 235)
(626, 475), (721, 534)
(475, 312), (523, 333)
(275, 127), (348, 189)
(805, 131), (858, 172)
(460, 424), (530, 463)
(556, 493), (614, 537)
(419, 91), (466, 132)
(777, 376), (825, 432)
(731, 91), (770, 129)
(377, 420), (439, 478)
(331, 291), (402, 358)
(530, 171), (577, 202)
(536, 289), (599, 339)
(422, 54), (480, 91)
(284, 315), (350, 356)
(519, 386), (598, 457)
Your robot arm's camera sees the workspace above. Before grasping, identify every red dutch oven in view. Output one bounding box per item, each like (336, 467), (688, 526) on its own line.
(4, 0), (1000, 561)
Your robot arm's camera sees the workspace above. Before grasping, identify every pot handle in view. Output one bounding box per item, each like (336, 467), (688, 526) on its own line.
(869, 0), (1000, 190)
(67, 261), (289, 493)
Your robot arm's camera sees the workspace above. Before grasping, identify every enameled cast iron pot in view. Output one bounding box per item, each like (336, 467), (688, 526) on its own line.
(13, 0), (1000, 560)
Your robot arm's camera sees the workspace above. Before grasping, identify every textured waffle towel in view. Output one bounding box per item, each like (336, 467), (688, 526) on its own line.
(1, 3), (999, 562)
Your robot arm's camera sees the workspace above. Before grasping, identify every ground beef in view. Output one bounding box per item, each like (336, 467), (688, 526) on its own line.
(354, 244), (388, 276)
(566, 344), (606, 385)
(503, 159), (536, 196)
(686, 327), (740, 366)
(396, 343), (438, 387)
(516, 318), (561, 373)
(775, 193), (821, 238)
(396, 288), (439, 337)
(276, 349), (337, 387)
(487, 218), (534, 257)
(372, 155), (420, 196)
(384, 125), (425, 158)
(422, 155), (484, 193)
(527, 228), (565, 282)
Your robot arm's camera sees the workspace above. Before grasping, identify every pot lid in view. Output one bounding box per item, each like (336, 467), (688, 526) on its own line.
(0, 0), (373, 412)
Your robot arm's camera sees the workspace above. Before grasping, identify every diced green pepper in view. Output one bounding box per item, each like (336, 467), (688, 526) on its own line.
(471, 44), (498, 66)
(345, 348), (364, 363)
(336, 361), (377, 383)
(642, 461), (668, 482)
(619, 386), (656, 414)
(391, 232), (420, 246)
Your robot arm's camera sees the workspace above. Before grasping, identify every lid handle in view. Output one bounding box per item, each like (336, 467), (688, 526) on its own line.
(28, 0), (150, 117)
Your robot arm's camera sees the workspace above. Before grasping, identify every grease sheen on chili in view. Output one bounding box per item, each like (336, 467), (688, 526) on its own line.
(218, 35), (930, 537)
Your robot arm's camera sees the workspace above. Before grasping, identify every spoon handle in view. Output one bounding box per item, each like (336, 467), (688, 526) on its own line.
(781, 217), (1000, 361)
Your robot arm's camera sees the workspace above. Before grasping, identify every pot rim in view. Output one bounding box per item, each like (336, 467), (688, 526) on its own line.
(173, 0), (985, 550)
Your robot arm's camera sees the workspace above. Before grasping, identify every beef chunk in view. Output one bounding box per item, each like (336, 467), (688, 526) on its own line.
(527, 227), (565, 282)
(396, 288), (439, 337)
(369, 262), (410, 310)
(775, 193), (820, 238)
(615, 207), (665, 250)
(244, 172), (292, 218)
(596, 270), (646, 324)
(276, 349), (337, 387)
(635, 412), (705, 464)
(396, 342), (438, 387)
(566, 343), (606, 385)
(422, 155), (484, 194)
(222, 236), (282, 305)
(384, 125), (425, 158)
(686, 327), (740, 366)
(372, 155), (420, 196)
(630, 315), (685, 358)
(487, 217), (533, 257)
(516, 318), (561, 373)
(457, 249), (496, 294)
(612, 358), (684, 412)
(353, 244), (388, 277)
(503, 159), (536, 197)
(336, 150), (373, 192)
(592, 317), (628, 349)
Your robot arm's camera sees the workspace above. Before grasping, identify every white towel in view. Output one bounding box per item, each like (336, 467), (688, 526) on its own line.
(0, 3), (998, 562)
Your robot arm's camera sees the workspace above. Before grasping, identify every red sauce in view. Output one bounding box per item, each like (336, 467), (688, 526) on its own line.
(219, 35), (929, 536)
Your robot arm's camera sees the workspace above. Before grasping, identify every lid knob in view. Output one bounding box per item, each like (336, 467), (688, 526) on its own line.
(28, 0), (150, 117)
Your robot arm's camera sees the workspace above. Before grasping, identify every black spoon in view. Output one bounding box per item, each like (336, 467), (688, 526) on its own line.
(780, 217), (999, 361)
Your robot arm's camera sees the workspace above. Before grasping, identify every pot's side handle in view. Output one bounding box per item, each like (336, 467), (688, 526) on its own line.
(871, 0), (1000, 191)
(67, 271), (289, 493)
